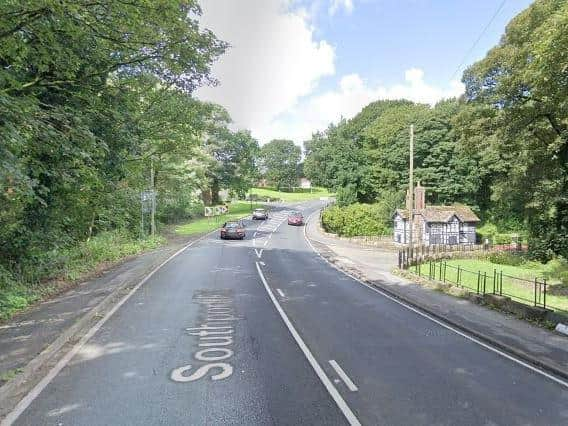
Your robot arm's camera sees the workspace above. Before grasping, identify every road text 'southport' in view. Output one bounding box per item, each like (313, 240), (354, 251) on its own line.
(171, 290), (238, 383)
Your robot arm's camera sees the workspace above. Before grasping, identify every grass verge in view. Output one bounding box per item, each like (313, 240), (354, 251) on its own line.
(250, 187), (333, 202)
(175, 201), (263, 236)
(0, 232), (165, 322)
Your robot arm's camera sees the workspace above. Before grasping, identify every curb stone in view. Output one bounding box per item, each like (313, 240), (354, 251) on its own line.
(306, 217), (568, 384)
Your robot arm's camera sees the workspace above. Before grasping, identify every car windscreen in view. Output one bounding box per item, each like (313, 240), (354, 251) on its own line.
(225, 223), (239, 228)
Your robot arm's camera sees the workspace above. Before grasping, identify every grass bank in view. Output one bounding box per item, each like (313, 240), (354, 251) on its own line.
(0, 231), (165, 321)
(175, 201), (262, 236)
(250, 187), (333, 202)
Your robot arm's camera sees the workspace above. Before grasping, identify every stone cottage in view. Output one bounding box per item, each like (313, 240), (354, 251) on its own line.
(393, 183), (480, 246)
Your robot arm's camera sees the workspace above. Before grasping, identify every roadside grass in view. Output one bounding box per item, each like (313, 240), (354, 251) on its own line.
(413, 259), (568, 312)
(250, 186), (333, 202)
(175, 201), (263, 236)
(0, 232), (165, 322)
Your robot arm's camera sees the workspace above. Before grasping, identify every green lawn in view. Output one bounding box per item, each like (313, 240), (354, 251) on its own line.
(412, 258), (567, 312)
(250, 187), (334, 202)
(175, 201), (263, 236)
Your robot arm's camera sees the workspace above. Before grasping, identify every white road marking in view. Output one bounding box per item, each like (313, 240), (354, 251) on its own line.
(254, 249), (263, 259)
(253, 232), (258, 237)
(263, 239), (268, 247)
(303, 211), (568, 390)
(276, 288), (285, 298)
(1, 228), (221, 426)
(259, 261), (266, 266)
(329, 360), (358, 392)
(255, 262), (361, 426)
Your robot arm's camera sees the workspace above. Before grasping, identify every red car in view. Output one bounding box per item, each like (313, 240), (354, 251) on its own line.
(220, 221), (246, 239)
(287, 211), (304, 226)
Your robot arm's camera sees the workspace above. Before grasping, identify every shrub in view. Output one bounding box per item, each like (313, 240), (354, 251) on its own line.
(494, 233), (513, 245)
(336, 184), (358, 207)
(488, 251), (524, 266)
(322, 203), (392, 237)
(543, 257), (568, 285)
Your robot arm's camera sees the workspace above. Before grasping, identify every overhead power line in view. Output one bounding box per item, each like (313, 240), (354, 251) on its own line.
(450, 0), (507, 82)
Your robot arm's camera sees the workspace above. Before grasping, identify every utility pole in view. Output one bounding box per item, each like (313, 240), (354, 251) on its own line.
(150, 158), (156, 237)
(408, 125), (414, 259)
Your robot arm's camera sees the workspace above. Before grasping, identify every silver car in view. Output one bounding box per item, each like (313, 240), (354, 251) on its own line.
(252, 208), (268, 220)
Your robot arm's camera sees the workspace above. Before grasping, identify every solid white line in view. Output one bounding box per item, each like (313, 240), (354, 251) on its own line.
(277, 288), (285, 298)
(253, 232), (258, 237)
(255, 262), (361, 426)
(1, 229), (218, 426)
(302, 211), (568, 390)
(263, 239), (268, 247)
(329, 360), (358, 392)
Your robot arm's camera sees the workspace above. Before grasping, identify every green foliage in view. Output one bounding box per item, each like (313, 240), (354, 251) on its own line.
(460, 0), (568, 260)
(488, 252), (524, 267)
(543, 257), (568, 286)
(0, 1), (257, 319)
(0, 231), (164, 320)
(260, 140), (301, 190)
(336, 184), (358, 207)
(322, 202), (393, 237)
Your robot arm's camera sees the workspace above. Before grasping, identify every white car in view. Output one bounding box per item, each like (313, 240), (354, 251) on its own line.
(252, 208), (268, 220)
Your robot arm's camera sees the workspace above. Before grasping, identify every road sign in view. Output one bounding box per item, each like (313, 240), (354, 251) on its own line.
(204, 207), (214, 217)
(141, 190), (155, 213)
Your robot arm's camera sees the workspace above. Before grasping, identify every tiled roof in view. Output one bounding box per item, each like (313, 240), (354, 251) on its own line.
(394, 205), (480, 223)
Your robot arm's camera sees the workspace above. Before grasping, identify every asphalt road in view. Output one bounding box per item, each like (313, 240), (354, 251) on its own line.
(8, 202), (568, 425)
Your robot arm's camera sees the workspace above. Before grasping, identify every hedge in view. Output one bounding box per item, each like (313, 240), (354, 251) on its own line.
(321, 203), (392, 237)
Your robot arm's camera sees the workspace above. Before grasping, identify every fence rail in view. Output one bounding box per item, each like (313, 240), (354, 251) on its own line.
(408, 258), (558, 312)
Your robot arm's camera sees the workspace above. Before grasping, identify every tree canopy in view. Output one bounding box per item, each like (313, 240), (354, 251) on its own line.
(260, 139), (301, 190)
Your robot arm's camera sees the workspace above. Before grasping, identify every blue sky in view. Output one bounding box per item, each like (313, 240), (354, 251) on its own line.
(309, 0), (533, 90)
(197, 0), (534, 144)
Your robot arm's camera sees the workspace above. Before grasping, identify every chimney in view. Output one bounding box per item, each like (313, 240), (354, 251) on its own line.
(414, 181), (425, 211)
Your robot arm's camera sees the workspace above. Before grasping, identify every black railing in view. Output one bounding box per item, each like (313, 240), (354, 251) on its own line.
(406, 259), (560, 312)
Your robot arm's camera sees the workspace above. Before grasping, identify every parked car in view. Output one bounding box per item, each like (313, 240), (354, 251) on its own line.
(220, 221), (246, 239)
(287, 211), (304, 226)
(252, 208), (268, 220)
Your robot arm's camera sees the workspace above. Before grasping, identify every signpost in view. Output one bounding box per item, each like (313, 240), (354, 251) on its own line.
(140, 190), (156, 237)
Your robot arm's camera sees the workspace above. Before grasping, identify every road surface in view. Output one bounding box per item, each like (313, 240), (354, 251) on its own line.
(6, 202), (568, 425)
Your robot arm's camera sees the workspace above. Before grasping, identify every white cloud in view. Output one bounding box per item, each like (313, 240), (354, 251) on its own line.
(196, 0), (335, 137)
(329, 0), (354, 15)
(255, 69), (464, 144)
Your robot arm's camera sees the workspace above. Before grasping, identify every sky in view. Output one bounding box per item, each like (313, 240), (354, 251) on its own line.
(195, 0), (534, 146)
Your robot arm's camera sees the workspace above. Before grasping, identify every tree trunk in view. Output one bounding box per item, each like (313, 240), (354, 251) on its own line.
(211, 178), (220, 205)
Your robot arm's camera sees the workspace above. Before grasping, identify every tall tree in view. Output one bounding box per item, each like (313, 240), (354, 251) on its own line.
(460, 0), (568, 259)
(260, 140), (301, 190)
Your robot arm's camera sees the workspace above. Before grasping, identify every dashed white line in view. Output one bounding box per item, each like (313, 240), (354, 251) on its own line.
(255, 262), (361, 426)
(302, 211), (568, 390)
(263, 239), (268, 247)
(329, 360), (358, 392)
(277, 288), (285, 298)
